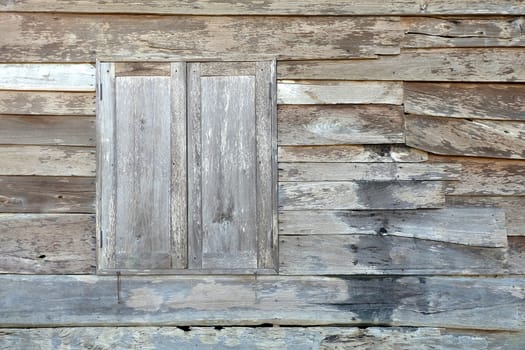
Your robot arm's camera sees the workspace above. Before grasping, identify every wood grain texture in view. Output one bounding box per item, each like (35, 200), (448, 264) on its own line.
(0, 115), (95, 146)
(0, 176), (95, 213)
(278, 208), (507, 247)
(0, 14), (401, 61)
(405, 115), (525, 159)
(0, 275), (524, 330)
(278, 49), (525, 82)
(404, 83), (525, 121)
(279, 163), (461, 181)
(0, 63), (95, 91)
(1, 327), (524, 350)
(115, 62), (171, 77)
(0, 214), (95, 274)
(0, 91), (95, 115)
(278, 145), (428, 163)
(0, 146), (95, 176)
(278, 105), (404, 145)
(277, 82), (403, 105)
(279, 181), (445, 210)
(279, 235), (509, 275)
(402, 17), (525, 48)
(447, 196), (525, 236)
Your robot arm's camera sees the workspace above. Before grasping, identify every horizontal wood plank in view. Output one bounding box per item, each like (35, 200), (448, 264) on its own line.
(277, 105), (404, 145)
(0, 14), (401, 61)
(278, 49), (525, 82)
(0, 91), (95, 115)
(279, 181), (445, 210)
(277, 82), (403, 105)
(0, 176), (95, 213)
(402, 17), (525, 48)
(279, 163), (461, 181)
(405, 115), (525, 159)
(2, 1), (525, 15)
(404, 83), (525, 121)
(0, 146), (95, 176)
(1, 327), (524, 350)
(0, 64), (95, 91)
(0, 214), (95, 274)
(0, 275), (523, 330)
(0, 115), (95, 146)
(278, 208), (507, 247)
(279, 235), (509, 275)
(278, 145), (428, 163)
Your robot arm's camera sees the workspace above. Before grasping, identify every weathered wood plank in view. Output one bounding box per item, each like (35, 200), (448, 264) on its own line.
(278, 105), (405, 145)
(0, 214), (95, 274)
(1, 327), (525, 350)
(0, 64), (95, 91)
(0, 275), (524, 330)
(405, 115), (525, 159)
(278, 49), (525, 82)
(115, 62), (171, 77)
(405, 83), (525, 121)
(279, 163), (461, 181)
(279, 235), (509, 275)
(278, 145), (428, 163)
(0, 14), (401, 61)
(446, 196), (525, 236)
(0, 90), (95, 115)
(2, 0), (524, 15)
(0, 176), (95, 213)
(0, 115), (95, 146)
(402, 17), (525, 48)
(278, 208), (507, 247)
(277, 82), (403, 105)
(0, 146), (95, 176)
(279, 181), (445, 210)
(508, 237), (525, 274)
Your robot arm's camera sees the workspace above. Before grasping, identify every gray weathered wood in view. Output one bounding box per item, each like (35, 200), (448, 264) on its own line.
(0, 214), (95, 274)
(115, 62), (171, 77)
(278, 49), (525, 82)
(405, 115), (525, 159)
(446, 196), (525, 236)
(279, 235), (509, 275)
(0, 115), (95, 146)
(0, 176), (95, 213)
(278, 208), (507, 247)
(402, 17), (525, 48)
(0, 63), (95, 91)
(405, 83), (525, 121)
(279, 181), (445, 210)
(1, 326), (525, 350)
(114, 76), (172, 270)
(277, 82), (403, 105)
(2, 0), (525, 15)
(0, 14), (401, 61)
(0, 275), (524, 330)
(0, 90), (95, 115)
(278, 145), (428, 163)
(508, 237), (525, 274)
(278, 105), (405, 145)
(279, 163), (461, 181)
(0, 146), (95, 176)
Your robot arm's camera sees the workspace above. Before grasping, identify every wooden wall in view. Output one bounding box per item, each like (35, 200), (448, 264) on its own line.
(0, 2), (524, 348)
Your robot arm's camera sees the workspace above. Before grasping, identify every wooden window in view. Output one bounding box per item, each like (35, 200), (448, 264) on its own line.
(96, 61), (277, 274)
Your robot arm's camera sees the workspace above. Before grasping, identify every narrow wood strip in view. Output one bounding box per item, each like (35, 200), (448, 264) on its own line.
(277, 82), (403, 105)
(279, 181), (445, 210)
(405, 115), (525, 159)
(278, 145), (428, 163)
(115, 62), (171, 77)
(0, 91), (95, 115)
(0, 275), (523, 330)
(0, 115), (95, 146)
(278, 208), (507, 247)
(0, 176), (95, 213)
(0, 64), (95, 91)
(0, 214), (95, 274)
(0, 146), (95, 176)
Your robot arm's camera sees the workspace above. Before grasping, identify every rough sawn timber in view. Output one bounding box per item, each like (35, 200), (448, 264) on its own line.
(0, 90), (95, 115)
